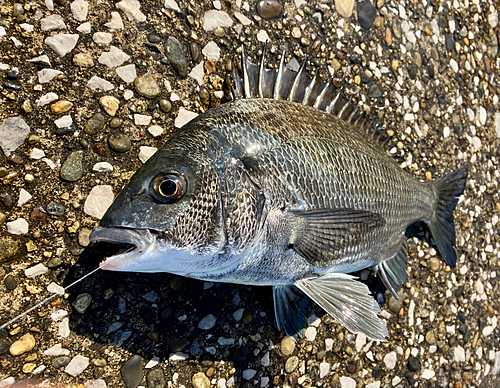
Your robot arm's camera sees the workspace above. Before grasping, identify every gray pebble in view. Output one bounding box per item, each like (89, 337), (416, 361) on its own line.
(13, 3), (24, 17)
(164, 37), (188, 77)
(388, 295), (401, 313)
(84, 113), (105, 135)
(73, 293), (92, 314)
(198, 314), (217, 330)
(60, 150), (84, 182)
(256, 0), (282, 19)
(4, 274), (18, 290)
(367, 84), (383, 98)
(53, 357), (71, 368)
(48, 256), (63, 268)
(285, 356), (299, 373)
(159, 99), (171, 113)
(147, 368), (166, 388)
(190, 42), (200, 62)
(110, 117), (123, 128)
(147, 33), (162, 44)
(121, 355), (143, 388)
(357, 1), (376, 30)
(47, 201), (65, 216)
(135, 72), (160, 99)
(108, 133), (132, 153)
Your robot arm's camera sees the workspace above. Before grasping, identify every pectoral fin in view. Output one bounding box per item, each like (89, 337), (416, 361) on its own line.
(273, 285), (310, 341)
(288, 208), (386, 265)
(376, 237), (408, 301)
(295, 273), (388, 341)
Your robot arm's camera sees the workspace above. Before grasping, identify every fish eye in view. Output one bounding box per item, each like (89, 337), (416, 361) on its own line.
(150, 172), (187, 203)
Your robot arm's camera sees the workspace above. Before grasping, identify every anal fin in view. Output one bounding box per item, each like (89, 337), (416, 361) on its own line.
(273, 285), (310, 341)
(376, 238), (409, 301)
(295, 273), (388, 341)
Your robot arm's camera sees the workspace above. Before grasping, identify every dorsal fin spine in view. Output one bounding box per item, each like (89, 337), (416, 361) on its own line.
(288, 57), (308, 101)
(241, 46), (251, 98)
(273, 51), (286, 100)
(258, 41), (267, 98)
(313, 80), (330, 109)
(302, 74), (317, 105)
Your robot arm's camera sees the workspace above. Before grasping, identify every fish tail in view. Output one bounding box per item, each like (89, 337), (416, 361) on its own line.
(427, 165), (469, 268)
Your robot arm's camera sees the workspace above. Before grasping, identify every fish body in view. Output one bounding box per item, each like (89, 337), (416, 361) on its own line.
(90, 49), (467, 341)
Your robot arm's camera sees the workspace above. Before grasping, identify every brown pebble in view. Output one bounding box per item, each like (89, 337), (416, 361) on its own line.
(206, 367), (214, 377)
(242, 312), (253, 324)
(7, 154), (23, 165)
(346, 363), (357, 374)
(398, 307), (404, 318)
(484, 56), (491, 74)
(392, 59), (399, 71)
(147, 332), (159, 341)
(385, 27), (393, 45)
(22, 362), (36, 373)
(10, 333), (36, 356)
(256, 0), (282, 19)
(425, 26), (433, 36)
(425, 171), (432, 180)
(488, 306), (494, 315)
(205, 59), (216, 73)
(373, 16), (384, 28)
(51, 100), (73, 114)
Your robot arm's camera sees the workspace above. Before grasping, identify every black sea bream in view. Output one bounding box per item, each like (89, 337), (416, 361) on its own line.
(90, 47), (467, 341)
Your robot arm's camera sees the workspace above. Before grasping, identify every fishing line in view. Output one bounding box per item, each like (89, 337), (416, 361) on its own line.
(0, 266), (101, 331)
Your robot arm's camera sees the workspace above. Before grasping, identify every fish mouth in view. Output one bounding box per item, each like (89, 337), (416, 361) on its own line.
(89, 227), (156, 270)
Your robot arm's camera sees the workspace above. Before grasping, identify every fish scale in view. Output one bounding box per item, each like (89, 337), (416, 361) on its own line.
(90, 47), (468, 341)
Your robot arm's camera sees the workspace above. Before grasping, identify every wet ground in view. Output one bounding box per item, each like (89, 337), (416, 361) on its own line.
(0, 0), (499, 387)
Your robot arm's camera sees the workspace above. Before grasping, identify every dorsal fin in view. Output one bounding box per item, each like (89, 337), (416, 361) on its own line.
(230, 44), (393, 149)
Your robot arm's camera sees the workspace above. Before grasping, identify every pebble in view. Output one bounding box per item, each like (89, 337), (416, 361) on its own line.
(175, 108), (198, 128)
(99, 96), (120, 116)
(138, 146), (157, 163)
(23, 363), (36, 373)
(59, 318), (70, 337)
(383, 351), (397, 369)
(164, 37), (188, 77)
(202, 41), (221, 62)
(83, 185), (114, 219)
(105, 12), (124, 29)
(285, 356), (299, 373)
(159, 100), (172, 113)
(85, 380), (107, 388)
(147, 125), (164, 137)
(188, 62), (204, 85)
(54, 115), (73, 129)
(192, 372), (210, 388)
(116, 64), (137, 84)
(9, 333), (35, 356)
(5, 274), (18, 290)
(421, 369), (435, 379)
(198, 314), (217, 330)
(51, 100), (73, 114)
(93, 32), (113, 45)
(93, 162), (113, 173)
(257, 0), (282, 19)
(408, 356), (420, 372)
(78, 228), (92, 247)
(53, 357), (71, 369)
(60, 151), (84, 182)
(17, 188), (32, 207)
(367, 84), (383, 98)
(429, 258), (440, 272)
(108, 133), (132, 152)
(335, 0), (354, 18)
(121, 355), (143, 388)
(50, 309), (68, 321)
(305, 326), (317, 341)
(45, 34), (79, 57)
(7, 218), (29, 235)
(0, 116), (30, 157)
(44, 344), (70, 356)
(164, 0), (179, 11)
(117, 0), (146, 22)
(85, 113), (105, 135)
(25, 263), (48, 278)
(203, 10), (233, 32)
(319, 362), (330, 378)
(242, 369), (256, 380)
(73, 53), (94, 67)
(41, 14), (67, 31)
(357, 0), (376, 29)
(234, 12), (251, 25)
(147, 368), (166, 388)
(71, 0), (89, 21)
(425, 330), (436, 344)
(281, 336), (295, 356)
(98, 46), (130, 68)
(134, 114), (152, 126)
(65, 354), (89, 377)
(339, 376), (356, 388)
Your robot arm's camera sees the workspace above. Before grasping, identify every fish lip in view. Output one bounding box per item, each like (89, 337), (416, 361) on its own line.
(89, 227), (156, 270)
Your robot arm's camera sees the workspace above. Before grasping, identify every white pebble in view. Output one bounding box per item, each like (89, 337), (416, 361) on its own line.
(105, 12), (124, 29)
(93, 162), (113, 172)
(83, 185), (114, 219)
(134, 114), (152, 126)
(383, 351), (397, 370)
(449, 58), (459, 73)
(422, 369), (435, 379)
(339, 376), (356, 388)
(203, 10), (233, 31)
(50, 309), (68, 322)
(242, 369), (256, 380)
(84, 380), (107, 388)
(365, 382), (381, 388)
(117, 0), (146, 22)
(257, 29), (270, 43)
(325, 338), (334, 351)
(234, 12), (251, 25)
(76, 22), (91, 34)
(44, 343), (70, 356)
(45, 33), (79, 57)
(17, 188), (32, 207)
(47, 282), (65, 295)
(7, 218), (29, 235)
(307, 315), (321, 327)
(71, 0), (89, 21)
(319, 362), (330, 378)
(40, 14), (67, 31)
(31, 148), (45, 159)
(145, 357), (159, 369)
(25, 263), (47, 278)
(147, 125), (164, 137)
(59, 317), (70, 338)
(87, 76), (114, 91)
(65, 354), (89, 377)
(304, 326), (317, 341)
(189, 62), (204, 85)
(38, 69), (63, 84)
(175, 108), (198, 128)
(454, 345), (465, 362)
(479, 106), (487, 126)
(93, 32), (113, 45)
(355, 333), (366, 352)
(98, 46), (130, 68)
(164, 0), (180, 11)
(116, 64), (136, 84)
(483, 326), (494, 337)
(202, 41), (221, 61)
(54, 115), (73, 128)
(36, 92), (59, 106)
(138, 146), (157, 163)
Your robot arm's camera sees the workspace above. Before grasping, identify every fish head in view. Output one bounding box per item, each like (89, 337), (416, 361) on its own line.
(90, 135), (226, 275)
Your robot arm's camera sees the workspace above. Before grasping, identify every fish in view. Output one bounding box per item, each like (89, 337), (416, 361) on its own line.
(89, 45), (468, 341)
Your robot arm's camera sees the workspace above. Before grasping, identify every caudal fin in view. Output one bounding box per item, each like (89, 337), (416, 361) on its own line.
(428, 166), (469, 268)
